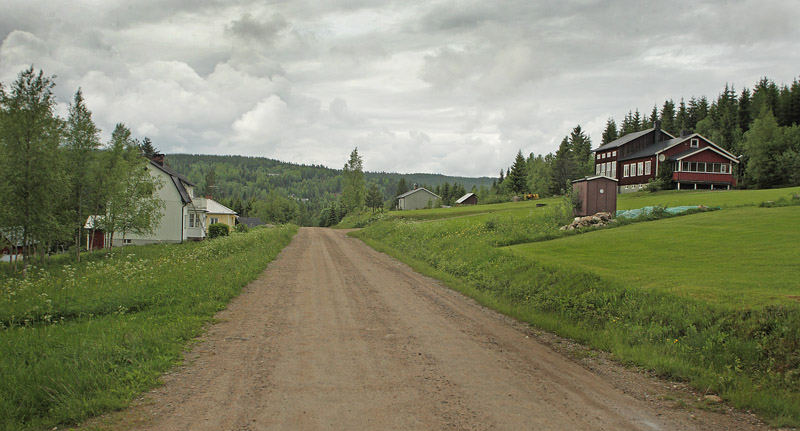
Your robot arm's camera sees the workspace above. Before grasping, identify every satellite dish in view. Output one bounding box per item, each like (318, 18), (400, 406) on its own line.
(658, 154), (666, 162)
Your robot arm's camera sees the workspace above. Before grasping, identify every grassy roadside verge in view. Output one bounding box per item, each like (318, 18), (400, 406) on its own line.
(0, 225), (298, 431)
(350, 199), (800, 427)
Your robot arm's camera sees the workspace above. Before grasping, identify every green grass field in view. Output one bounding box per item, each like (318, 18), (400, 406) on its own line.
(352, 186), (800, 426)
(510, 206), (800, 308)
(0, 226), (297, 431)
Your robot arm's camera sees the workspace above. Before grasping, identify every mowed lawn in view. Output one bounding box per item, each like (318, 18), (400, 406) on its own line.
(509, 205), (800, 308)
(617, 186), (800, 210)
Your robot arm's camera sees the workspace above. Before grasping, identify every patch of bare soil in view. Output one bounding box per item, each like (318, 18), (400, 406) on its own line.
(80, 228), (780, 430)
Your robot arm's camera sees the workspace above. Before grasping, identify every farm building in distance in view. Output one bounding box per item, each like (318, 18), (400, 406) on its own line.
(455, 193), (478, 206)
(592, 121), (739, 193)
(396, 187), (440, 210)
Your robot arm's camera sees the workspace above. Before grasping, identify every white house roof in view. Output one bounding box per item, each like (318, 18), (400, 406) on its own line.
(204, 198), (237, 215)
(455, 193), (476, 204)
(397, 187), (440, 199)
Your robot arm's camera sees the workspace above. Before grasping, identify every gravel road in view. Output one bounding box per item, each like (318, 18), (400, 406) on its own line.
(93, 227), (772, 430)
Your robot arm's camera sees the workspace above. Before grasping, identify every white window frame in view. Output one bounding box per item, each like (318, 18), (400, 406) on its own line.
(645, 161), (651, 175)
(637, 162), (644, 176)
(210, 217), (219, 225)
(597, 154), (601, 160)
(623, 164), (629, 178)
(596, 164), (601, 175)
(690, 138), (699, 148)
(611, 162), (617, 179)
(611, 151), (616, 157)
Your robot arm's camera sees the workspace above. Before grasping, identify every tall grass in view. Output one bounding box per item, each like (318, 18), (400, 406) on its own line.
(0, 225), (297, 431)
(352, 190), (800, 427)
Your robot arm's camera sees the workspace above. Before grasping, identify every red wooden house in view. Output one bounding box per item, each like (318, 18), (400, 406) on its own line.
(593, 122), (738, 193)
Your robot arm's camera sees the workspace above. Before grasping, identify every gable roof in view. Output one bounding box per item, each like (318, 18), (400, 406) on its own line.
(149, 160), (193, 204)
(455, 193), (477, 204)
(397, 187), (440, 199)
(572, 175), (618, 183)
(593, 127), (675, 152)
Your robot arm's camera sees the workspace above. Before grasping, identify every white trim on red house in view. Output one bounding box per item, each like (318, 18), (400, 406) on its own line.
(673, 145), (740, 163)
(654, 134), (738, 161)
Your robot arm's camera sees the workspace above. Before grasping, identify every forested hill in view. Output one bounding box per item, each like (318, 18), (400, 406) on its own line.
(164, 153), (492, 221)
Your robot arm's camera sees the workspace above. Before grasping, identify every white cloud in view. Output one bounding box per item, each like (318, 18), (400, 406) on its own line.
(1, 0), (799, 176)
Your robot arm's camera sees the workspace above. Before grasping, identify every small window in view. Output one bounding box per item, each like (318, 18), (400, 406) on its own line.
(210, 217), (219, 225)
(611, 162), (617, 179)
(689, 162), (697, 172)
(637, 162), (644, 176)
(681, 161), (689, 171)
(188, 214), (195, 228)
(123, 239), (132, 244)
(690, 138), (699, 148)
(645, 161), (651, 175)
(623, 164), (629, 178)
(612, 151), (616, 157)
(597, 154), (601, 160)
(721, 164), (728, 174)
(596, 164), (601, 175)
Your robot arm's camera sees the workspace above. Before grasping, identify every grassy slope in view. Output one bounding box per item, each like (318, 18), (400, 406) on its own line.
(511, 206), (800, 308)
(351, 187), (800, 426)
(0, 226), (297, 431)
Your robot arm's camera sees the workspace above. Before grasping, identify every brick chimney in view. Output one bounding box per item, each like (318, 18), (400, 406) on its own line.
(151, 153), (165, 166)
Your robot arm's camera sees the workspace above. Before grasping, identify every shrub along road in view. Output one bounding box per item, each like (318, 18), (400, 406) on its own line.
(85, 228), (773, 430)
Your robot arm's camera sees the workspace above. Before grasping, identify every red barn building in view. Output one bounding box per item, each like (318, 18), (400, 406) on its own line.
(592, 122), (739, 193)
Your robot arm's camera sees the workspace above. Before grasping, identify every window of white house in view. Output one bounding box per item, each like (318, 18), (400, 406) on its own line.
(623, 164), (629, 177)
(210, 217), (219, 225)
(188, 214), (195, 228)
(645, 161), (651, 175)
(637, 162), (644, 176)
(690, 138), (699, 148)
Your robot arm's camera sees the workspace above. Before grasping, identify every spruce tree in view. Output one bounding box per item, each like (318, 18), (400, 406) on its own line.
(601, 118), (618, 145)
(508, 150), (528, 196)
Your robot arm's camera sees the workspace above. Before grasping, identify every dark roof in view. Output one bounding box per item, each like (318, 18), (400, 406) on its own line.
(150, 160), (194, 204)
(238, 217), (265, 228)
(397, 187), (440, 199)
(594, 127), (677, 152)
(670, 146), (739, 162)
(618, 136), (681, 161)
(149, 161), (195, 186)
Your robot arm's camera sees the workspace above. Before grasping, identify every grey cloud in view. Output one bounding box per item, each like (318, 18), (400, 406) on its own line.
(226, 13), (289, 45)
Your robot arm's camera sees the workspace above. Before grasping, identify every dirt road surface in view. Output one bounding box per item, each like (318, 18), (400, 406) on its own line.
(90, 228), (772, 430)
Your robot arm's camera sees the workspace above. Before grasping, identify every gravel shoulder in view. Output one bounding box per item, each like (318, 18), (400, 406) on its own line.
(80, 227), (775, 430)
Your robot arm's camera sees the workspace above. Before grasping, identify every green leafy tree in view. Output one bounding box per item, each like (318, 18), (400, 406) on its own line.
(508, 150), (528, 195)
(341, 147), (365, 213)
(549, 137), (576, 195)
(0, 67), (67, 271)
(98, 124), (164, 248)
(743, 106), (799, 188)
(65, 88), (101, 261)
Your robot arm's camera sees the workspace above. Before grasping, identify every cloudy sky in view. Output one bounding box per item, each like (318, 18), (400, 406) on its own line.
(1, 1), (798, 177)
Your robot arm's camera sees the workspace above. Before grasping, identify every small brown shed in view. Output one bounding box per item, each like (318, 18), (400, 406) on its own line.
(571, 176), (617, 217)
(455, 193), (478, 206)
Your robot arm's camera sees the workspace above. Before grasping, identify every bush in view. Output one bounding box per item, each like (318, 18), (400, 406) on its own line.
(234, 223), (249, 233)
(208, 223), (230, 239)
